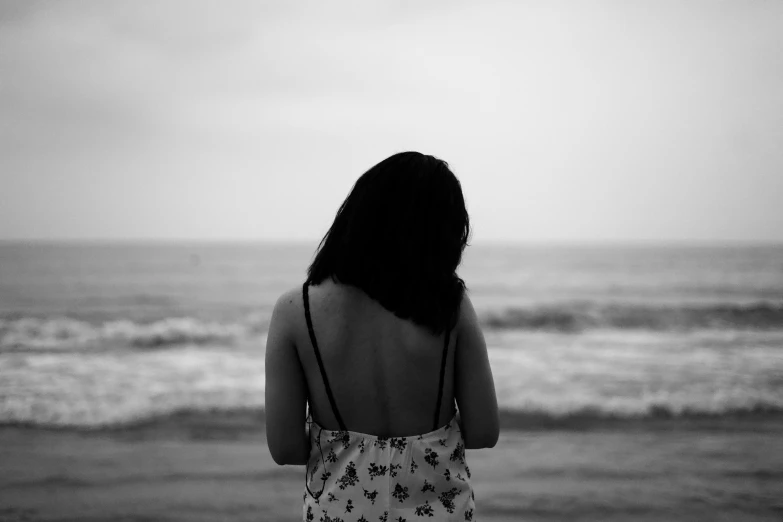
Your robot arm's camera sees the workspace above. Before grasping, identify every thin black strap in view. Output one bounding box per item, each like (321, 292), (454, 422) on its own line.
(432, 328), (451, 430)
(303, 283), (347, 431)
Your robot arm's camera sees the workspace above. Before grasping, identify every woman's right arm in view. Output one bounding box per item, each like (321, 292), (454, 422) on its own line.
(454, 292), (499, 449)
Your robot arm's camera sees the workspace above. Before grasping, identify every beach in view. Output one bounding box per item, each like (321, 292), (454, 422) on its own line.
(3, 0), (783, 518)
(1, 242), (782, 521)
(2, 412), (782, 522)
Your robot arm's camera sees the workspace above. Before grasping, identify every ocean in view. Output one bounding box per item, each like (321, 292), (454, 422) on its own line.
(1, 241), (781, 428)
(1, 241), (782, 521)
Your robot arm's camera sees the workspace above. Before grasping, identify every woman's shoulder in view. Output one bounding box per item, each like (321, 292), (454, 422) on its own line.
(455, 290), (478, 332)
(271, 281), (338, 326)
(271, 285), (305, 329)
(275, 285), (303, 307)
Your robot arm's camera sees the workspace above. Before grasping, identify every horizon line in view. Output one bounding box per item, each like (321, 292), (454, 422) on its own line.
(1, 237), (782, 247)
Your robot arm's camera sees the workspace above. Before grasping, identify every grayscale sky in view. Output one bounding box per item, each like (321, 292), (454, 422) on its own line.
(1, 0), (781, 242)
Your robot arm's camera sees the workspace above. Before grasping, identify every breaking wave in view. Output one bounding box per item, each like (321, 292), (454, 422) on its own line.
(2, 300), (782, 352)
(481, 301), (783, 332)
(0, 316), (256, 352)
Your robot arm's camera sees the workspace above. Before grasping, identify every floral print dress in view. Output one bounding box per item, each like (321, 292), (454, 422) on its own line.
(301, 283), (476, 522)
(304, 415), (475, 522)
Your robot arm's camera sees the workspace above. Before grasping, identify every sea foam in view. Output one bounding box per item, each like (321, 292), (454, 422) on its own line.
(1, 332), (781, 429)
(0, 316), (251, 352)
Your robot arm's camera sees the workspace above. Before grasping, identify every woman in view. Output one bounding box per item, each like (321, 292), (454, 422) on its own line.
(265, 151), (499, 521)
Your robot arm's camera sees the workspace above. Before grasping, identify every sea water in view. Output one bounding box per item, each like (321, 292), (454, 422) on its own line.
(0, 242), (781, 428)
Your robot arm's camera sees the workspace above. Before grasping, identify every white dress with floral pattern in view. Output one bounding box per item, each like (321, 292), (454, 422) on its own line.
(303, 415), (475, 522)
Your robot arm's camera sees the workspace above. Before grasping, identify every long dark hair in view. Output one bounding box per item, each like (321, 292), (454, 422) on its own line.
(307, 151), (470, 334)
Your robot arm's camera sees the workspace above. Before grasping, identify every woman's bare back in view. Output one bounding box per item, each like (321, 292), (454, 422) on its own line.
(295, 280), (456, 437)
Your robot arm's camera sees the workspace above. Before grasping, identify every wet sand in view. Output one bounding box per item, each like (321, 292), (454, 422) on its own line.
(1, 413), (782, 522)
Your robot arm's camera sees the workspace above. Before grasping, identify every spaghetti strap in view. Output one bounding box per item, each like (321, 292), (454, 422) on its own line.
(303, 282), (347, 431)
(432, 328), (451, 431)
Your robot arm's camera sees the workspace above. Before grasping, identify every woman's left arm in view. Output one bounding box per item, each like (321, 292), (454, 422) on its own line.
(265, 290), (310, 465)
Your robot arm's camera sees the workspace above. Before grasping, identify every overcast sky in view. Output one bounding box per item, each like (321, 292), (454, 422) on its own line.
(1, 0), (781, 242)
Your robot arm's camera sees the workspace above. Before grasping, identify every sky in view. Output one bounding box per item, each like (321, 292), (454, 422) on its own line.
(1, 0), (781, 243)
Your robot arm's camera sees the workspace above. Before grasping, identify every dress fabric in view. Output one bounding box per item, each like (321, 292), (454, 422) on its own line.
(304, 416), (475, 522)
(301, 283), (476, 522)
